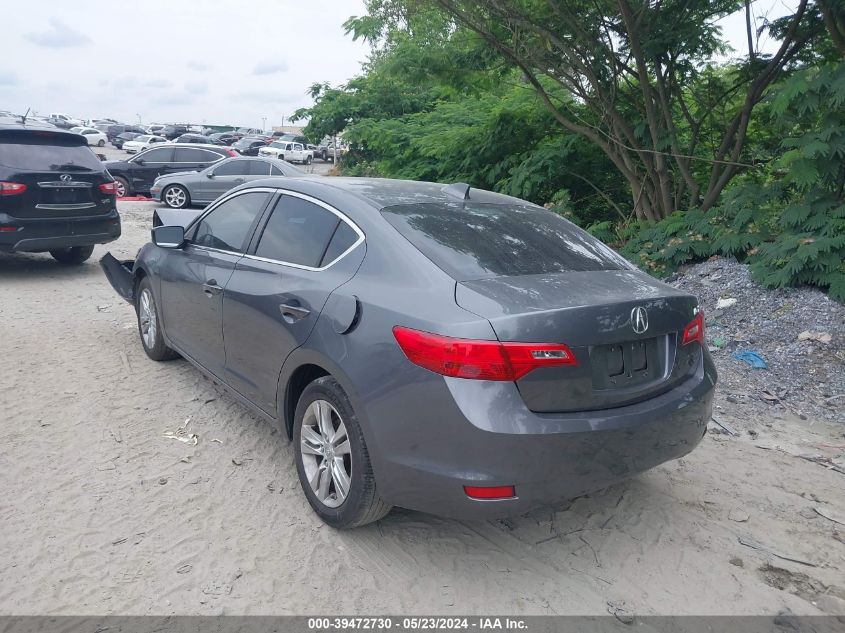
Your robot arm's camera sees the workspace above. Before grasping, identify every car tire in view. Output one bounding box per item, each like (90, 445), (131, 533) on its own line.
(294, 376), (391, 528)
(135, 277), (179, 361)
(163, 185), (190, 209)
(49, 245), (95, 265)
(114, 176), (130, 198)
(98, 139), (105, 147)
(306, 155), (313, 165)
(321, 150), (328, 161)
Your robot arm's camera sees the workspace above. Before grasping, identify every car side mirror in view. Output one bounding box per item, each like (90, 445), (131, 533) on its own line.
(206, 171), (215, 178)
(136, 158), (146, 165)
(152, 225), (185, 249)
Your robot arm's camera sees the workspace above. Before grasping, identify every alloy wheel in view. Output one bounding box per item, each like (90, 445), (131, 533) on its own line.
(115, 180), (126, 197)
(300, 399), (352, 508)
(139, 288), (157, 349)
(165, 187), (187, 208)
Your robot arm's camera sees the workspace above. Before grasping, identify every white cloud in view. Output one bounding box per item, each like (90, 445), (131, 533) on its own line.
(24, 19), (90, 48)
(253, 61), (289, 75)
(0, 71), (19, 86)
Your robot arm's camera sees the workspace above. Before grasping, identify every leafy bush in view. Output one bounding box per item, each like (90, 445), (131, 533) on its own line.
(615, 62), (845, 302)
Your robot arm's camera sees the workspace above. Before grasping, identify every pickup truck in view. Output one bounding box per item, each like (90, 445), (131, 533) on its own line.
(258, 141), (313, 164)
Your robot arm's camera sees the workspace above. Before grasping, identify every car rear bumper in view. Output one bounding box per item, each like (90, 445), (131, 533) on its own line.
(367, 354), (716, 519)
(0, 209), (121, 253)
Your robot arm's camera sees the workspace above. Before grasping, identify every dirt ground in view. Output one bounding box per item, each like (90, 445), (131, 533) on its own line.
(1, 201), (844, 616)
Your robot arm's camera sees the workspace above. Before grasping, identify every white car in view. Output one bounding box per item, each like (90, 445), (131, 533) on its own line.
(258, 141), (313, 164)
(123, 135), (167, 154)
(69, 126), (108, 147)
(51, 112), (84, 127)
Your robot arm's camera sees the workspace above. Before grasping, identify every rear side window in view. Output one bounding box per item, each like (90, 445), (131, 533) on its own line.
(0, 135), (103, 171)
(320, 221), (359, 266)
(269, 164), (285, 176)
(246, 160), (271, 175)
(191, 191), (270, 252)
(380, 202), (632, 280)
(175, 147), (215, 162)
(254, 196), (342, 267)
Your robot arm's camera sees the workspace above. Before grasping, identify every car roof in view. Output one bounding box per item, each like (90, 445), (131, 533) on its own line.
(245, 176), (532, 210)
(0, 117), (86, 142)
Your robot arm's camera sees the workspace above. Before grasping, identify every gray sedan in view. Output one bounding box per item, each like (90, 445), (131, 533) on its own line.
(149, 156), (304, 208)
(100, 177), (716, 528)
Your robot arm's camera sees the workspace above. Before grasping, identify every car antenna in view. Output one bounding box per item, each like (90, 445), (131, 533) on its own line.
(442, 182), (471, 201)
(19, 107), (31, 125)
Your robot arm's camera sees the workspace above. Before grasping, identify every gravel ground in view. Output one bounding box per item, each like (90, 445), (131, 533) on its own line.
(0, 204), (844, 616)
(669, 258), (845, 425)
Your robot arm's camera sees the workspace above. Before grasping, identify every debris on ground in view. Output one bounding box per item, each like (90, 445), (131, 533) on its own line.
(670, 258), (844, 424)
(732, 349), (768, 369)
(813, 506), (845, 526)
(163, 418), (198, 445)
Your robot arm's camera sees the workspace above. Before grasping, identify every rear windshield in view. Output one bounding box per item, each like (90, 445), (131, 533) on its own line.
(0, 135), (104, 171)
(380, 202), (631, 280)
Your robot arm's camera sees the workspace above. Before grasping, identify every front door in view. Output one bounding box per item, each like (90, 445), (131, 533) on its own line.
(128, 146), (174, 193)
(158, 190), (273, 377)
(222, 193), (365, 413)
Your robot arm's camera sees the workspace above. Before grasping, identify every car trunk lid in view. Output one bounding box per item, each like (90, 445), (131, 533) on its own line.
(455, 270), (702, 412)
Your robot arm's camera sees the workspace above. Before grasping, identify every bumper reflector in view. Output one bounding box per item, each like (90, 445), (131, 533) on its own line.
(464, 485), (516, 500)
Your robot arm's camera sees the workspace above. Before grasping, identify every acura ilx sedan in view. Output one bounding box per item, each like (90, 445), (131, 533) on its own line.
(100, 177), (716, 528)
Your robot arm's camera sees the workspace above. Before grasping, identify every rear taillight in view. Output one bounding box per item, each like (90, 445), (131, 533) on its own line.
(226, 149), (238, 156)
(682, 311), (705, 346)
(0, 182), (27, 196)
(392, 326), (577, 381)
(99, 181), (118, 195)
(464, 485), (516, 500)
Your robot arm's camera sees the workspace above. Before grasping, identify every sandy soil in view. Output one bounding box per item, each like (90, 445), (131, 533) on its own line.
(1, 201), (844, 616)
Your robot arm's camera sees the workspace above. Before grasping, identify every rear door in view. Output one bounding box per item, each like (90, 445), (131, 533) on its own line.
(127, 146), (174, 193)
(172, 147), (222, 175)
(222, 192), (365, 412)
(0, 129), (113, 220)
(158, 190), (273, 377)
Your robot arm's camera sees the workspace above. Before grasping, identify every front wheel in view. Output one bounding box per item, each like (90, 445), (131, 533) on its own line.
(136, 277), (179, 361)
(294, 376), (391, 528)
(306, 155), (313, 165)
(163, 185), (190, 209)
(50, 245), (94, 265)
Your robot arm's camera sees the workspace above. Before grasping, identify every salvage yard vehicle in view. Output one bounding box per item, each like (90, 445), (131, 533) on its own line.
(105, 144), (237, 197)
(122, 134), (167, 154)
(0, 119), (120, 264)
(150, 156), (303, 208)
(258, 141), (313, 164)
(69, 127), (108, 147)
(100, 176), (716, 528)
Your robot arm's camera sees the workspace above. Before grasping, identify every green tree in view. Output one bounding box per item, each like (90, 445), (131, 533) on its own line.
(347, 0), (825, 220)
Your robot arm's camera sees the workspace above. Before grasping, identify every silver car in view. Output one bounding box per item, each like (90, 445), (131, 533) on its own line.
(150, 156), (305, 208)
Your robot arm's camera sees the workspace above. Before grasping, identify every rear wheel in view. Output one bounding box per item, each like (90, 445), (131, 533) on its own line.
(136, 277), (179, 361)
(50, 245), (94, 265)
(294, 376), (391, 528)
(306, 155), (313, 165)
(114, 176), (130, 198)
(163, 185), (190, 209)
(97, 139), (105, 147)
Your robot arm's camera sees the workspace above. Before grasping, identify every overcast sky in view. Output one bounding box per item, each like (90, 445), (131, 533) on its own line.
(1, 0), (790, 129)
(0, 0), (370, 128)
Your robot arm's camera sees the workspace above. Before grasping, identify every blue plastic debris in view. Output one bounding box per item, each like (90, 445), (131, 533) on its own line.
(732, 349), (768, 369)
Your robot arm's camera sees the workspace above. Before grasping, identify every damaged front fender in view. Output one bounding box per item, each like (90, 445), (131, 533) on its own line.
(99, 252), (136, 303)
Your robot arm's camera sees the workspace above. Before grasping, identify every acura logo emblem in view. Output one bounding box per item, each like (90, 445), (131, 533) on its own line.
(59, 174), (72, 183)
(631, 306), (649, 334)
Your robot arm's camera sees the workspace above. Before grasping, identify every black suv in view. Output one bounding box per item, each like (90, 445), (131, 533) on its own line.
(232, 137), (269, 156)
(0, 119), (120, 264)
(104, 144), (236, 197)
(162, 124), (190, 140)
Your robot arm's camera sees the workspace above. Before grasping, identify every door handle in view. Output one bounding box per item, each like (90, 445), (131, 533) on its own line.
(234, 178), (244, 183)
(202, 280), (223, 297)
(279, 303), (311, 322)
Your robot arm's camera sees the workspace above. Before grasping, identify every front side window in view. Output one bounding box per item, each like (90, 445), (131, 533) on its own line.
(254, 196), (345, 267)
(191, 192), (271, 252)
(213, 159), (250, 176)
